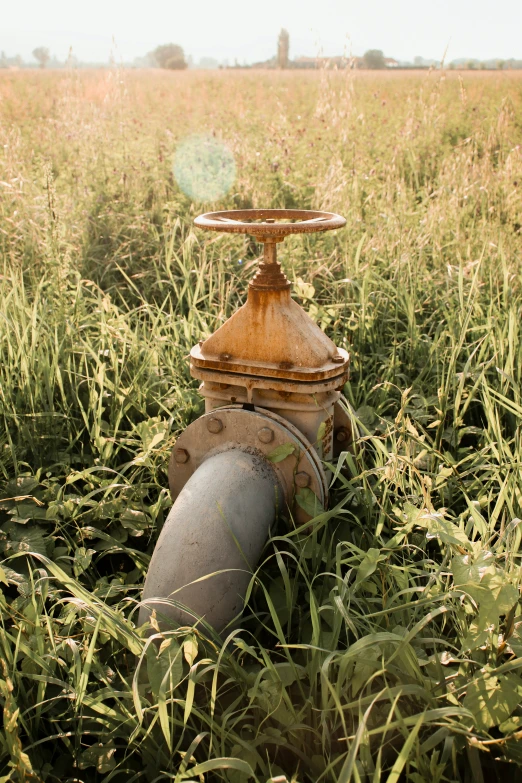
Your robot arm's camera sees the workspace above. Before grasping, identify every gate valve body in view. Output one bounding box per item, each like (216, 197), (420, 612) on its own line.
(140, 209), (355, 633)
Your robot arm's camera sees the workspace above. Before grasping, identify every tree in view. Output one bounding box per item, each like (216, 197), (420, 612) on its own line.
(65, 47), (78, 69)
(150, 44), (187, 70)
(363, 49), (385, 69)
(277, 29), (290, 69)
(33, 47), (50, 69)
(497, 59), (505, 70)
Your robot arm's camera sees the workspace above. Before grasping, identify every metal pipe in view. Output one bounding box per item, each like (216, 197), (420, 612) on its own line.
(138, 449), (282, 633)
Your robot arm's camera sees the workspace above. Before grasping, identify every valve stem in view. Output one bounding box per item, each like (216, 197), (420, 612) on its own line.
(263, 241), (277, 265)
(249, 238), (291, 291)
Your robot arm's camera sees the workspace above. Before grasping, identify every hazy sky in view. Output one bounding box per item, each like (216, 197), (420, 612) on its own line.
(2, 0), (519, 64)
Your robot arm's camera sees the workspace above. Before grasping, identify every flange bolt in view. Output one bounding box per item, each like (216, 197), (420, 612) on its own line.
(207, 417), (223, 434)
(295, 472), (311, 488)
(258, 427), (274, 444)
(336, 427), (350, 443)
(174, 448), (190, 464)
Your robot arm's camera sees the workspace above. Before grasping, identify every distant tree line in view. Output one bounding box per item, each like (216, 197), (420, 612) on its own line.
(1, 37), (521, 71)
(0, 43), (189, 70)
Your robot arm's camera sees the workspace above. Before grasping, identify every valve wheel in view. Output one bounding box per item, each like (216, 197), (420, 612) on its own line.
(194, 209), (346, 239)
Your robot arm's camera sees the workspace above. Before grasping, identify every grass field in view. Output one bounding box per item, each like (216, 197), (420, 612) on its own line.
(1, 67), (522, 782)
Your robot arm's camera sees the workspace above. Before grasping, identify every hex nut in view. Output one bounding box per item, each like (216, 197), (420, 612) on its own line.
(336, 427), (350, 443)
(295, 471), (311, 488)
(258, 427), (274, 444)
(206, 417), (223, 434)
(174, 448), (189, 464)
(332, 354), (345, 364)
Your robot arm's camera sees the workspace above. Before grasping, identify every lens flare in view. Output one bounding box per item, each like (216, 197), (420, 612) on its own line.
(173, 135), (236, 203)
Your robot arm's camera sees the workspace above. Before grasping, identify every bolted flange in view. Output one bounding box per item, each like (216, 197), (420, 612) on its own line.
(169, 406), (328, 524)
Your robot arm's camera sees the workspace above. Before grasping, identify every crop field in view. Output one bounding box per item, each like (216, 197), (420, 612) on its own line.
(0, 67), (522, 782)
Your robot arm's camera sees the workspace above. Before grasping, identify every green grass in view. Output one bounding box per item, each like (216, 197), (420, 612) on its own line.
(0, 67), (521, 781)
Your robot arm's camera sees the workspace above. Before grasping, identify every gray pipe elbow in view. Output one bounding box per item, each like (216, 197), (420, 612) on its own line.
(138, 448), (282, 633)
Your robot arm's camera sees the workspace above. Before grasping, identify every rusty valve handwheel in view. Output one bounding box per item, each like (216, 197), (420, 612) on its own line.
(194, 209), (346, 240)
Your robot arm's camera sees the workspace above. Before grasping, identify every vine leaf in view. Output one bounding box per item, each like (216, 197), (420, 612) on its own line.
(267, 443), (296, 463)
(463, 671), (521, 731)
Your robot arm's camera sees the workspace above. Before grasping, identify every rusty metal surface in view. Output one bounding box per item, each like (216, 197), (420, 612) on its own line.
(190, 347), (349, 382)
(202, 384), (339, 461)
(192, 207), (348, 384)
(249, 253), (291, 291)
(333, 396), (361, 458)
(191, 288), (349, 381)
(190, 365), (348, 398)
(168, 406), (328, 525)
(201, 384), (341, 411)
(194, 209), (346, 238)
